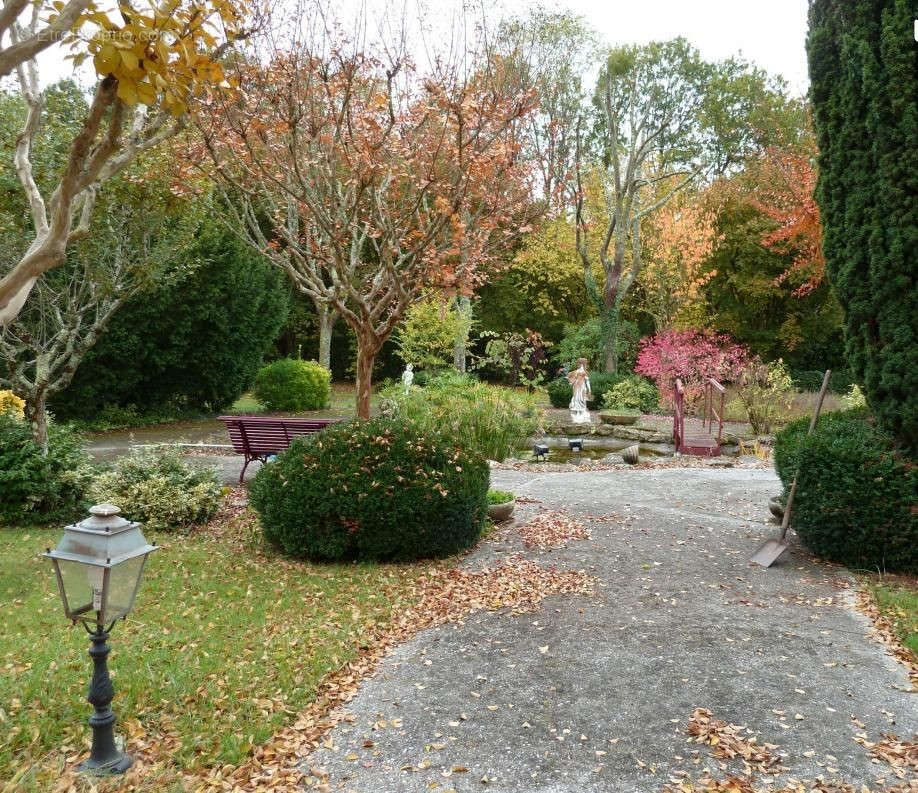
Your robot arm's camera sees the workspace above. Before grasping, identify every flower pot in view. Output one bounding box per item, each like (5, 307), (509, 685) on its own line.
(621, 444), (640, 464)
(768, 496), (785, 521)
(487, 500), (516, 523)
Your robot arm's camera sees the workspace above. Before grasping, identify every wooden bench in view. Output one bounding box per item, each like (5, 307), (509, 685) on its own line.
(218, 415), (340, 482)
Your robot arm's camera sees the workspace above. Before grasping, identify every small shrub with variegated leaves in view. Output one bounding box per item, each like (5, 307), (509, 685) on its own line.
(89, 448), (223, 532)
(601, 376), (660, 413)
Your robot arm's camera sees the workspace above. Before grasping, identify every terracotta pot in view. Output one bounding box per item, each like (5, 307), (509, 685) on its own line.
(621, 444), (640, 464)
(487, 500), (516, 523)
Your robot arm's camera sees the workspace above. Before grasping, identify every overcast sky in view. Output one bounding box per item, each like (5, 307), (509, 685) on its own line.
(30, 0), (810, 96)
(535, 0), (810, 95)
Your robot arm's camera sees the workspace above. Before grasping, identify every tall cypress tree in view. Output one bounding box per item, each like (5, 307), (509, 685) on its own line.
(807, 0), (918, 450)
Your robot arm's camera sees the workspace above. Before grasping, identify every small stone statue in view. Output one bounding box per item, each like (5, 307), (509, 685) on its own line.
(567, 358), (592, 424)
(402, 363), (414, 393)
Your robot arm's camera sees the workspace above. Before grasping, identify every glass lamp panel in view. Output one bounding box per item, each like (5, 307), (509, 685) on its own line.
(102, 555), (147, 622)
(57, 559), (97, 618)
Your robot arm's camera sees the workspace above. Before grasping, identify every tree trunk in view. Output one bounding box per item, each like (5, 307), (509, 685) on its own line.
(354, 334), (380, 420)
(317, 305), (336, 371)
(24, 390), (49, 454)
(452, 295), (472, 373)
(601, 305), (619, 375)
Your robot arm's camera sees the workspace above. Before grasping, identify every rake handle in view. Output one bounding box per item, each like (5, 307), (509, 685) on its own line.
(779, 369), (832, 541)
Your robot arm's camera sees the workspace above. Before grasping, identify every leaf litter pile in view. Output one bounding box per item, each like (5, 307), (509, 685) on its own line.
(515, 510), (590, 549)
(662, 708), (918, 793)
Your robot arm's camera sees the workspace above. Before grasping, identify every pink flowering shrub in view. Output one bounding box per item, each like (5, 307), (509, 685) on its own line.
(635, 330), (751, 410)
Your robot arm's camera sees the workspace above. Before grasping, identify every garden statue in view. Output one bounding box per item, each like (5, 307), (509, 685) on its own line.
(567, 358), (592, 424)
(402, 363), (414, 393)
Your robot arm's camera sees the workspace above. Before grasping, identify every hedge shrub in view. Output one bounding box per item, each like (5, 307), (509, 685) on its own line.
(253, 359), (331, 411)
(88, 448), (223, 532)
(53, 225), (289, 418)
(774, 409), (917, 573)
(0, 413), (92, 524)
(250, 418), (489, 561)
(601, 376), (659, 413)
(546, 377), (573, 408)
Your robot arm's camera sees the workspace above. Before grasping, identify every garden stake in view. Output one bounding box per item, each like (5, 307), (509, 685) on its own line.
(750, 369), (831, 568)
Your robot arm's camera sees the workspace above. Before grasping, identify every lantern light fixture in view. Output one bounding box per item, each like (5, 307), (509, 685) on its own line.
(44, 504), (158, 775)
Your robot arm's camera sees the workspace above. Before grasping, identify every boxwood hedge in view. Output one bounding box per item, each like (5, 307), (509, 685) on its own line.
(249, 417), (489, 561)
(774, 409), (917, 573)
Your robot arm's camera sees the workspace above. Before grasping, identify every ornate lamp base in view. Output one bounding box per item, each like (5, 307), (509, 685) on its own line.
(78, 627), (132, 776)
(77, 752), (133, 775)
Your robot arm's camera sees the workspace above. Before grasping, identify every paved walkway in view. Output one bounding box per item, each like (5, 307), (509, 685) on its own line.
(304, 467), (917, 792)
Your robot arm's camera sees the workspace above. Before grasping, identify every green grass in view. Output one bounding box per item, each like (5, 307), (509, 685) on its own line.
(0, 508), (425, 791)
(867, 579), (918, 657)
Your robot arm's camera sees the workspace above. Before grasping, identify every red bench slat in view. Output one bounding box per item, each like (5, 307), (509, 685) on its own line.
(218, 416), (341, 482)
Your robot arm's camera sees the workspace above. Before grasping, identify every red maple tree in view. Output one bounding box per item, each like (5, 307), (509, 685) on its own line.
(748, 145), (825, 296)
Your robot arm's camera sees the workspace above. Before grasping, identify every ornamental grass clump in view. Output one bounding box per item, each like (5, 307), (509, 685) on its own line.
(379, 372), (539, 462)
(250, 418), (490, 561)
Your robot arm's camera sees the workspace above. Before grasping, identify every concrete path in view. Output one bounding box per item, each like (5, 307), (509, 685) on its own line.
(305, 467), (917, 792)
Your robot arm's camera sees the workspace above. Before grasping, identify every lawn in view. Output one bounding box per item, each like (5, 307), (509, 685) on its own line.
(0, 498), (427, 792)
(864, 576), (918, 658)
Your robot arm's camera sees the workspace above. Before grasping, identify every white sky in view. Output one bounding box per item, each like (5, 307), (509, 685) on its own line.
(29, 0), (810, 96)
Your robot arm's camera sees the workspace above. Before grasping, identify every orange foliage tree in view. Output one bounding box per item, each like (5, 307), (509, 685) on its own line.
(747, 145), (824, 296)
(638, 189), (721, 330)
(198, 16), (537, 418)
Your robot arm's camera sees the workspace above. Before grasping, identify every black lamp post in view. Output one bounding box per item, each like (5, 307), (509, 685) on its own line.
(44, 504), (158, 775)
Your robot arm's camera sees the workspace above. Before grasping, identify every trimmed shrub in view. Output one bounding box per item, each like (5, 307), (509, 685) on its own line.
(53, 225), (289, 418)
(0, 413), (92, 525)
(487, 490), (514, 505)
(601, 376), (659, 413)
(774, 409), (917, 573)
(546, 377), (572, 408)
(88, 448), (222, 532)
(253, 359), (331, 412)
(250, 418), (489, 561)
(379, 373), (538, 462)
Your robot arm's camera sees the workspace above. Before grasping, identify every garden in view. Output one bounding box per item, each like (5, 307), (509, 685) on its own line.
(0, 0), (916, 791)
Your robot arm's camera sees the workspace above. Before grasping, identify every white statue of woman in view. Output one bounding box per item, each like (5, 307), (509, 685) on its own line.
(402, 363), (414, 393)
(567, 358), (592, 424)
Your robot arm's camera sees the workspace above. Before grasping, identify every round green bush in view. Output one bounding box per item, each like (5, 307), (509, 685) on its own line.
(601, 376), (659, 413)
(774, 409), (917, 573)
(250, 418), (489, 561)
(0, 413), (92, 524)
(546, 377), (572, 408)
(253, 359), (331, 412)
